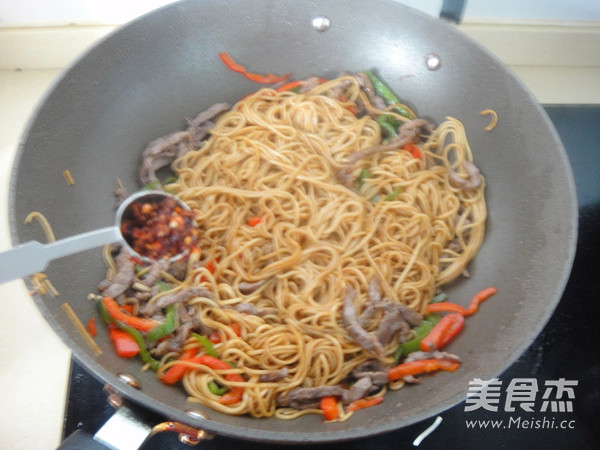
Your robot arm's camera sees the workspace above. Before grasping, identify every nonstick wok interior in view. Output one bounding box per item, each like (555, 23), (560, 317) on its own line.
(9, 0), (576, 442)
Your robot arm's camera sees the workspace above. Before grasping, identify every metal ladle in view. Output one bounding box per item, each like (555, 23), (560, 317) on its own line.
(0, 191), (192, 284)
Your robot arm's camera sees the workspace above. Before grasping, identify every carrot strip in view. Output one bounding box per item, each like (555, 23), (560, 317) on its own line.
(102, 297), (158, 332)
(247, 216), (262, 226)
(320, 396), (340, 421)
(424, 302), (468, 315)
(420, 313), (465, 352)
(387, 358), (461, 381)
(465, 287), (498, 316)
(403, 143), (422, 159)
(243, 71), (292, 84)
(87, 317), (97, 337)
(218, 51), (247, 73)
(276, 80), (303, 92)
(346, 396), (383, 412)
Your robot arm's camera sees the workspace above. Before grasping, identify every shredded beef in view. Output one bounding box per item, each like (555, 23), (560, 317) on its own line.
(141, 286), (213, 316)
(139, 130), (193, 186)
(343, 288), (384, 358)
(98, 249), (136, 299)
(447, 160), (482, 191)
(238, 279), (267, 295)
(259, 368), (289, 383)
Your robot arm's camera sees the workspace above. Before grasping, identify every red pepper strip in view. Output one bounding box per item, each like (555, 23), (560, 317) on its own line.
(424, 302), (468, 315)
(420, 313), (465, 352)
(230, 322), (242, 337)
(208, 322), (242, 344)
(403, 143), (422, 159)
(387, 358), (461, 382)
(338, 93), (359, 116)
(276, 80), (303, 92)
(108, 325), (140, 358)
(243, 71), (292, 84)
(120, 304), (135, 314)
(217, 375), (244, 405)
(86, 317), (97, 337)
(320, 396), (340, 421)
(346, 396), (383, 413)
(218, 51), (247, 73)
(161, 354), (244, 404)
(208, 332), (222, 344)
(189, 355), (244, 405)
(247, 216), (262, 227)
(465, 287), (498, 316)
(160, 348), (203, 385)
(102, 297), (158, 332)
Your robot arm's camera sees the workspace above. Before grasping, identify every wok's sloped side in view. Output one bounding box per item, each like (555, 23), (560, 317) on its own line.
(9, 0), (576, 443)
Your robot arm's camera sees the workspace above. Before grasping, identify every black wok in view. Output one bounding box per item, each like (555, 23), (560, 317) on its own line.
(9, 0), (577, 444)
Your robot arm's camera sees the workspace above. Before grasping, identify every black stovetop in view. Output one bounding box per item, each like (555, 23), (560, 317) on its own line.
(61, 106), (600, 450)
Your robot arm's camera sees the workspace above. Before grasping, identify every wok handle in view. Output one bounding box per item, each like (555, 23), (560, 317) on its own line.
(440, 0), (465, 23)
(57, 402), (215, 449)
(0, 226), (119, 284)
(57, 429), (109, 450)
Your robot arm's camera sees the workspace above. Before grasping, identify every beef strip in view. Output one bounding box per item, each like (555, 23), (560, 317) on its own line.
(342, 288), (384, 358)
(138, 130), (193, 186)
(385, 300), (423, 327)
(403, 351), (461, 364)
(167, 259), (189, 281)
(152, 338), (182, 356)
(238, 279), (267, 295)
(139, 260), (169, 287)
(351, 360), (390, 386)
(234, 302), (260, 315)
(185, 102), (231, 146)
(98, 249), (136, 299)
(141, 286), (213, 316)
(138, 103), (231, 186)
(354, 72), (387, 110)
(259, 368), (289, 383)
(358, 278), (386, 327)
(297, 76), (323, 93)
(277, 385), (346, 409)
(376, 309), (410, 345)
(342, 376), (375, 404)
(447, 160), (482, 191)
(337, 118), (435, 187)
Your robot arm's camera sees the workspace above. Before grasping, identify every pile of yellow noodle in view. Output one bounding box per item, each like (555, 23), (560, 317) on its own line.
(156, 77), (486, 418)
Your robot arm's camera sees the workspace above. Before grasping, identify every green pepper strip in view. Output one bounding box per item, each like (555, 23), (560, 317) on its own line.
(357, 168), (371, 189)
(146, 304), (177, 343)
(97, 299), (161, 371)
(118, 321), (161, 371)
(154, 280), (172, 292)
(208, 380), (229, 396)
(192, 333), (218, 358)
(393, 314), (441, 363)
(376, 115), (398, 139)
(385, 186), (403, 201)
(431, 292), (448, 303)
(365, 71), (415, 119)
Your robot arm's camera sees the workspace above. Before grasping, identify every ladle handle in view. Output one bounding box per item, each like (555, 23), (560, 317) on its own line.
(0, 226), (120, 284)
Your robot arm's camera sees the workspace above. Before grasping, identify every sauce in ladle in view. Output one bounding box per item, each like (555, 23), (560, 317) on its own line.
(119, 191), (199, 261)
